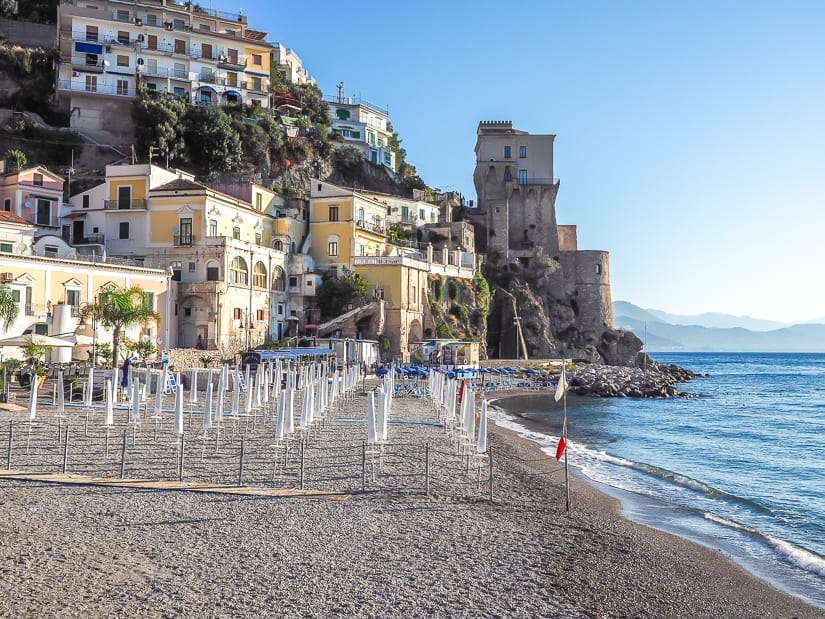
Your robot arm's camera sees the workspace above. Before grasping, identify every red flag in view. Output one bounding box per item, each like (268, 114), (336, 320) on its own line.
(555, 435), (567, 461)
(458, 379), (466, 404)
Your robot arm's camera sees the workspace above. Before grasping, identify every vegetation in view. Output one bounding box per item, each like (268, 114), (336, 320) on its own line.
(95, 342), (113, 367)
(316, 268), (370, 321)
(332, 145), (364, 174)
(0, 283), (18, 331)
(0, 0), (58, 22)
(431, 275), (444, 302)
(447, 279), (459, 301)
(183, 104), (243, 179)
(79, 287), (160, 368)
(4, 148), (26, 170)
(22, 336), (48, 365)
(472, 270), (491, 318)
(0, 44), (65, 124)
(124, 337), (156, 361)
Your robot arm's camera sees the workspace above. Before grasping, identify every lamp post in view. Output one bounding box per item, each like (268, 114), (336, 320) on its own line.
(164, 266), (174, 355)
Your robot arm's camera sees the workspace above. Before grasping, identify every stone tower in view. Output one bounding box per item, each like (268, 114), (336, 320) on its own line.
(473, 121), (561, 263)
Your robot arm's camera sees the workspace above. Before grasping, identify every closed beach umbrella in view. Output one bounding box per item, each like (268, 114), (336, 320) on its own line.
(215, 366), (225, 423)
(190, 368), (199, 404)
(477, 399), (488, 453)
(203, 383), (213, 431)
(285, 387), (295, 435)
(232, 370), (241, 417)
(154, 367), (166, 415)
(367, 390), (377, 444)
(112, 367), (119, 401)
(27, 372), (38, 421)
(173, 373), (184, 435)
(85, 366), (94, 408)
(464, 387), (475, 440)
(56, 370), (65, 417)
(142, 368), (151, 402)
(376, 387), (385, 442)
(130, 379), (140, 422)
(299, 386), (309, 428)
(254, 365), (263, 408)
(274, 391), (286, 439)
(104, 378), (114, 426)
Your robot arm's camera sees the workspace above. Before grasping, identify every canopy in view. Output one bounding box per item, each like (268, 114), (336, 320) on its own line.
(0, 333), (74, 347)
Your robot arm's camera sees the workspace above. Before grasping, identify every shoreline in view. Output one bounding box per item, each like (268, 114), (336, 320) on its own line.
(488, 389), (824, 614)
(0, 387), (822, 616)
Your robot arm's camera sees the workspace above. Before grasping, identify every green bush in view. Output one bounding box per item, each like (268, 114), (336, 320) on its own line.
(447, 279), (459, 301)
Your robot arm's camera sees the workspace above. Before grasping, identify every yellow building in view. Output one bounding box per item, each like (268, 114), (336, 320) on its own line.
(64, 164), (289, 352)
(309, 180), (478, 360)
(0, 211), (168, 363)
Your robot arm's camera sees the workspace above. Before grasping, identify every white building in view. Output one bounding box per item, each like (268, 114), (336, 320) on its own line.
(327, 92), (396, 172)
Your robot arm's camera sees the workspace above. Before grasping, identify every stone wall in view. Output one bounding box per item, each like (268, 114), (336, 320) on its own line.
(0, 17), (56, 48)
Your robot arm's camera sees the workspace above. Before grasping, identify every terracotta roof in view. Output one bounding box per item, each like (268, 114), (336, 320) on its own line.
(0, 211), (34, 226)
(151, 178), (205, 192)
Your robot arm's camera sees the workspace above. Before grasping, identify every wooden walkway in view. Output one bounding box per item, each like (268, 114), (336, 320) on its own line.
(0, 470), (351, 500)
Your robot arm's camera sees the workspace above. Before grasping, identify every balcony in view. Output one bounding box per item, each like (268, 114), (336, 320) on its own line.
(355, 220), (387, 236)
(103, 199), (148, 210)
(58, 80), (134, 98)
(173, 233), (195, 246)
(24, 304), (34, 316)
(73, 233), (105, 245)
(70, 55), (105, 72)
(217, 55), (246, 70)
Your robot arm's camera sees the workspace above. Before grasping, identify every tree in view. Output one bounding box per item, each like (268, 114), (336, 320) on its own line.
(0, 283), (18, 332)
(79, 287), (160, 368)
(132, 91), (187, 165)
(4, 148), (27, 171)
(183, 105), (243, 179)
(316, 268), (370, 321)
(332, 145), (364, 174)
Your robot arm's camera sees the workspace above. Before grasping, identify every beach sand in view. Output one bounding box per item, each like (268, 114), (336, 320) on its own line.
(0, 383), (821, 618)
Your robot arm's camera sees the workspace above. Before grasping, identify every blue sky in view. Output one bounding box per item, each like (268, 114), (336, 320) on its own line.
(241, 0), (825, 322)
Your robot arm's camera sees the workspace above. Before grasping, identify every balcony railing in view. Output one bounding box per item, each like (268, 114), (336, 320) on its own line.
(103, 199), (148, 210)
(58, 80), (134, 98)
(173, 234), (195, 246)
(73, 233), (105, 245)
(355, 220), (387, 236)
(70, 55), (104, 70)
(217, 55), (247, 69)
(24, 305), (34, 316)
(70, 305), (82, 317)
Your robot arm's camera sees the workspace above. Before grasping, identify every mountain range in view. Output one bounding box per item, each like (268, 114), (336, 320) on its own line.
(613, 301), (825, 352)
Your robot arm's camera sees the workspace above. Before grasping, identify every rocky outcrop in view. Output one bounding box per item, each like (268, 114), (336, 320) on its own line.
(568, 361), (698, 398)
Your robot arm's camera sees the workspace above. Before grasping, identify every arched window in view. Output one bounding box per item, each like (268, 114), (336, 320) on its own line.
(252, 261), (267, 288)
(272, 266), (285, 291)
(273, 239), (283, 251)
(205, 260), (220, 281)
(230, 256), (248, 285)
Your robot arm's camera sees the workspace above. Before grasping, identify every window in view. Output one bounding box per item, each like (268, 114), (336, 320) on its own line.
(335, 109), (350, 120)
(44, 245), (58, 257)
(256, 309), (265, 321)
(503, 169), (512, 182)
(358, 243), (365, 256)
(82, 195), (89, 209)
(306, 279), (313, 287)
(116, 79), (129, 96)
(35, 199), (51, 226)
(329, 206), (339, 222)
(0, 242), (13, 253)
(119, 222), (129, 239)
(252, 262), (266, 288)
(3, 198), (10, 211)
(252, 53), (262, 65)
(178, 217), (193, 245)
(230, 256), (248, 285)
(188, 262), (196, 273)
(255, 232), (262, 246)
(595, 263), (602, 275)
(170, 260), (182, 281)
(147, 34), (157, 50)
(144, 292), (154, 310)
(209, 219), (217, 236)
(206, 265), (219, 281)
(232, 226), (240, 240)
(273, 240), (283, 251)
(173, 86), (185, 98)
(116, 55), (128, 67)
(226, 72), (237, 87)
(358, 207), (364, 222)
(277, 304), (283, 315)
(233, 307), (242, 320)
(504, 145), (511, 159)
(255, 193), (262, 209)
(33, 173), (43, 186)
(116, 9), (129, 21)
(289, 276), (298, 288)
(86, 25), (98, 41)
(272, 267), (285, 291)
(250, 77), (262, 92)
(66, 289), (81, 313)
(184, 307), (191, 317)
(117, 185), (131, 209)
(174, 39), (186, 55)
(518, 169), (527, 185)
(328, 241), (338, 257)
(117, 30), (129, 44)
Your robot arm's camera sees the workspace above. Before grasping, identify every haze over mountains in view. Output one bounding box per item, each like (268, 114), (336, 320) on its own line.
(613, 301), (825, 352)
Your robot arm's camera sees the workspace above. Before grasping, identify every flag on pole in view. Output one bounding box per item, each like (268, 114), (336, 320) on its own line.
(555, 435), (567, 461)
(554, 366), (567, 402)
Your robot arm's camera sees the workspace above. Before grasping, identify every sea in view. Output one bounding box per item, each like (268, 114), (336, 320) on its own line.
(488, 352), (825, 609)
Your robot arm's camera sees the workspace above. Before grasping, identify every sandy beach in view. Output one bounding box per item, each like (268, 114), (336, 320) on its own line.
(0, 381), (822, 618)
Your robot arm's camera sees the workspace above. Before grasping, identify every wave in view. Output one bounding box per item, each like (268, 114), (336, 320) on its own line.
(704, 513), (825, 578)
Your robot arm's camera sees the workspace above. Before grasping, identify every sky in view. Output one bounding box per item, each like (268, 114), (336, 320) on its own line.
(239, 0), (825, 323)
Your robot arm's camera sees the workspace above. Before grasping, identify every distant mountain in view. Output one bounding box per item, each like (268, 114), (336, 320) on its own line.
(644, 309), (788, 332)
(613, 301), (825, 352)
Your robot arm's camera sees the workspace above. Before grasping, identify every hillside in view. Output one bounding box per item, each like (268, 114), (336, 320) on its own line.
(614, 301), (825, 352)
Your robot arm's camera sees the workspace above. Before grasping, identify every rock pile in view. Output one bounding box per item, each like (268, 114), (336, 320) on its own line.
(569, 362), (699, 398)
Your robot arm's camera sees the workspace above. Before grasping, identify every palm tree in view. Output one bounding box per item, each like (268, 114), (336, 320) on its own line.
(80, 286), (160, 366)
(0, 283), (19, 333)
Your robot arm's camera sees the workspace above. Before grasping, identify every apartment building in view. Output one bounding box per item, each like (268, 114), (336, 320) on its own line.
(0, 210), (168, 363)
(0, 166), (65, 239)
(64, 163), (289, 351)
(56, 0), (273, 142)
(327, 93), (396, 172)
(271, 42), (315, 86)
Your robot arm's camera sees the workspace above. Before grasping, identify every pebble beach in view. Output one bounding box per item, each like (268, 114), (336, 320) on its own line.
(0, 381), (822, 618)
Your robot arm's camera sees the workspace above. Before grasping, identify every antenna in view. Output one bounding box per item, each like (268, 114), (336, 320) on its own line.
(336, 81), (344, 103)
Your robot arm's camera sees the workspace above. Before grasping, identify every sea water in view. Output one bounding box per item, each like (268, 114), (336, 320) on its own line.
(489, 352), (825, 608)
